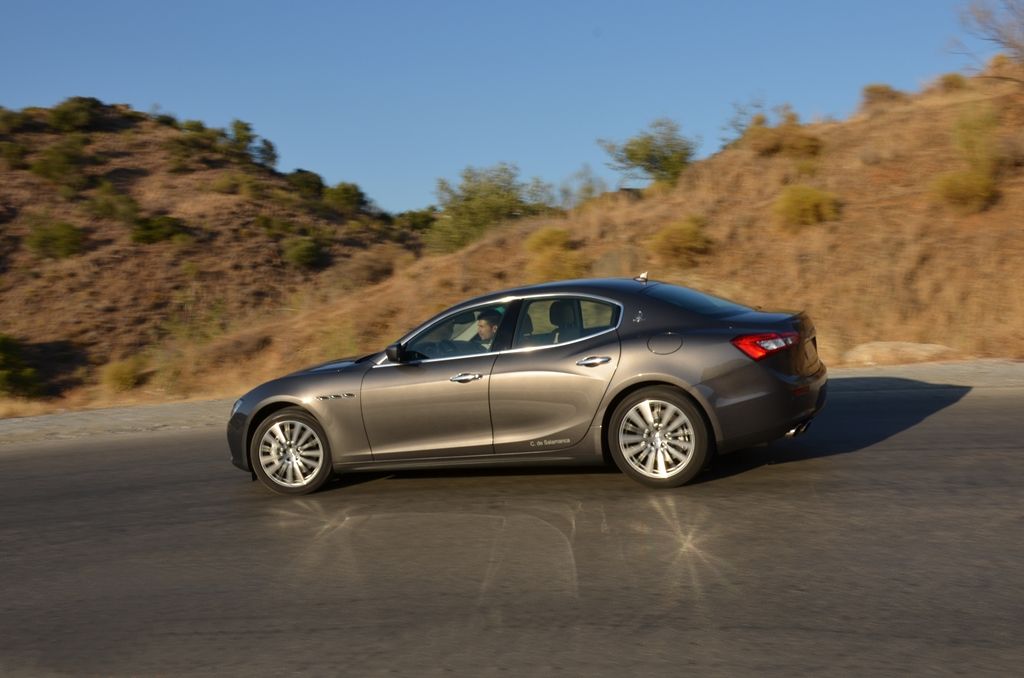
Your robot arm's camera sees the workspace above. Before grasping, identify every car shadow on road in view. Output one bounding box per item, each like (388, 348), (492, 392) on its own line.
(319, 464), (620, 493)
(701, 376), (972, 483)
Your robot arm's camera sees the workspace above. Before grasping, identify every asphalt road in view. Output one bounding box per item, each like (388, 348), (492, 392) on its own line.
(0, 363), (1021, 676)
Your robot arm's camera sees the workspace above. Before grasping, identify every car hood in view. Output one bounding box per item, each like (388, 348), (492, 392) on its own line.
(288, 355), (371, 376)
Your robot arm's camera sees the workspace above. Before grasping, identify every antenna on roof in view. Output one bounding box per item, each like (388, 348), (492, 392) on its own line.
(633, 271), (648, 284)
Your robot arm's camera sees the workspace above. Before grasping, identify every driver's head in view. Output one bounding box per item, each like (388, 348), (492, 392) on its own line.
(476, 309), (502, 342)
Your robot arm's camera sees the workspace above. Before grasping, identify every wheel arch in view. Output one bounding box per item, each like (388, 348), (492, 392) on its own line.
(599, 380), (720, 464)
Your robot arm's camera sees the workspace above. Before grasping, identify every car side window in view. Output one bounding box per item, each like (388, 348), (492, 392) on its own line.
(514, 298), (619, 348)
(404, 303), (509, 360)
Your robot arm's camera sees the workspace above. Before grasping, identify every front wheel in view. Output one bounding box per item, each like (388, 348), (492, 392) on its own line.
(607, 387), (709, 488)
(250, 407), (333, 495)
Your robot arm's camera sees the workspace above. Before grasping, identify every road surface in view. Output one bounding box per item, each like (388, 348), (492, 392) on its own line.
(1, 362), (1021, 676)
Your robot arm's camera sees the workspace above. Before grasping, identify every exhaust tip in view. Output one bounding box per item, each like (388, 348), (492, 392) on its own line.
(785, 420), (813, 438)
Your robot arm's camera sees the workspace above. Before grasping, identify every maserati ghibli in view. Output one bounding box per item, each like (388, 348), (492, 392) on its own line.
(226, 277), (827, 494)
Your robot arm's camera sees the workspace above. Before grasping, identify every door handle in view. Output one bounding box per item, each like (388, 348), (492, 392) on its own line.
(576, 356), (612, 367)
(450, 372), (483, 383)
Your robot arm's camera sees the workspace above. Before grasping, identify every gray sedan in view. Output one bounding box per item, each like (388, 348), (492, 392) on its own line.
(227, 277), (827, 494)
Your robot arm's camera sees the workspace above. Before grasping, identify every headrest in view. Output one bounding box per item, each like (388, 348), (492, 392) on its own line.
(549, 300), (576, 327)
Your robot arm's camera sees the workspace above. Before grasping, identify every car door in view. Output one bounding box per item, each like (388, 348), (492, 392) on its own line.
(359, 302), (514, 460)
(489, 296), (622, 454)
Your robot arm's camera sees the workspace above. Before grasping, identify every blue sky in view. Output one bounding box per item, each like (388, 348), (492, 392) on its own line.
(0, 0), (992, 212)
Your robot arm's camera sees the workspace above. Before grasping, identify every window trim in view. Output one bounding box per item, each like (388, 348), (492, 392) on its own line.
(506, 294), (623, 354)
(373, 293), (623, 367)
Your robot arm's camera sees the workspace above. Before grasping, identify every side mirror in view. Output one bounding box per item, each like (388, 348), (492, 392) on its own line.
(385, 342), (405, 363)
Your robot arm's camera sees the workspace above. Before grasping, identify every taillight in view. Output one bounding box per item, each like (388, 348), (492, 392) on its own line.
(731, 332), (800, 360)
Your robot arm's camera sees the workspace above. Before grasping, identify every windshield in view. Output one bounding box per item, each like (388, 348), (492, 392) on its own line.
(642, 283), (750, 316)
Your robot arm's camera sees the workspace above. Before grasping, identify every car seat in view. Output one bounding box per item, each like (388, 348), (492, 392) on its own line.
(549, 299), (580, 343)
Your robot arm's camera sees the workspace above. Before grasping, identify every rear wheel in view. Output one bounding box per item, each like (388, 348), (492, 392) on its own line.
(607, 387), (709, 488)
(250, 407), (333, 495)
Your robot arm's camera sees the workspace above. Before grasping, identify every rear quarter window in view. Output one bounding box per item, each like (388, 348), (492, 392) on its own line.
(642, 284), (750, 316)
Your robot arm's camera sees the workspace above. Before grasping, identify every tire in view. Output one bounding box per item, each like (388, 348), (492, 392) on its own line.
(250, 407), (333, 495)
(606, 387), (709, 488)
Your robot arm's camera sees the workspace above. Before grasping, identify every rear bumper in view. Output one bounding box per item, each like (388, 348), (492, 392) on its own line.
(712, 362), (827, 454)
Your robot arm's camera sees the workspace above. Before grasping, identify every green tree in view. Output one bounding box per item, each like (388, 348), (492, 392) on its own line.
(599, 118), (695, 185)
(286, 169), (325, 200)
(558, 164), (608, 208)
(256, 138), (278, 168)
(50, 96), (105, 132)
(393, 206), (438, 232)
(323, 181), (368, 214)
(229, 119), (256, 158)
(428, 163), (553, 251)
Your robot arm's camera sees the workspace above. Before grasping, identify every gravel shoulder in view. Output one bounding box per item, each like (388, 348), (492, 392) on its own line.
(1, 359), (1022, 448)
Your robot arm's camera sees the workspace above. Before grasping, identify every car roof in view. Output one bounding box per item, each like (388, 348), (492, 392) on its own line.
(462, 278), (648, 307)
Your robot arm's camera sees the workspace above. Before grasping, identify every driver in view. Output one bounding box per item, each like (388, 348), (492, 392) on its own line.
(473, 309), (503, 351)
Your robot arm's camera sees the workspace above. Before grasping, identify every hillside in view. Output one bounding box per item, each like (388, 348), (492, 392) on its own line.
(0, 99), (419, 404)
(2, 66), (1024, 413)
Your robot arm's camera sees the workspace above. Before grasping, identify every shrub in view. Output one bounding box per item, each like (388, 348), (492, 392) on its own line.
(0, 107), (31, 135)
(528, 247), (588, 282)
(256, 139), (277, 168)
(49, 96), (105, 132)
(282, 236), (327, 269)
(861, 84), (907, 109)
(254, 215), (298, 239)
(524, 227), (588, 281)
(649, 217), (711, 267)
(212, 173), (263, 198)
(773, 185), (840, 229)
(30, 135), (92, 190)
(26, 221), (85, 258)
(0, 141), (28, 169)
(931, 169), (998, 213)
(286, 169), (325, 200)
(938, 73), (968, 92)
(100, 356), (146, 393)
(525, 226), (572, 253)
(181, 119), (206, 133)
(88, 181), (138, 222)
(393, 207), (437, 232)
(210, 174), (240, 194)
(237, 175), (264, 199)
(155, 114), (179, 128)
(132, 215), (188, 243)
(323, 181), (368, 215)
(954, 106), (1001, 176)
(742, 108), (822, 158)
(164, 126), (229, 169)
(345, 243), (407, 286)
(0, 334), (39, 397)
